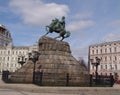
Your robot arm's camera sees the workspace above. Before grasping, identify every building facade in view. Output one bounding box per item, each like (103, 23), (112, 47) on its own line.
(0, 24), (12, 46)
(0, 24), (38, 73)
(0, 43), (38, 73)
(89, 41), (120, 76)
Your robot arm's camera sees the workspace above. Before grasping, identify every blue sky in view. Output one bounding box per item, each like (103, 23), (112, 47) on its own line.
(0, 0), (120, 62)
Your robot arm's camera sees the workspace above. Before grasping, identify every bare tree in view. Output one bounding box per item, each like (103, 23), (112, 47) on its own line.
(78, 57), (87, 69)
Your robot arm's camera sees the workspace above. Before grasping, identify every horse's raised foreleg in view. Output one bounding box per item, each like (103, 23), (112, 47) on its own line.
(44, 26), (51, 36)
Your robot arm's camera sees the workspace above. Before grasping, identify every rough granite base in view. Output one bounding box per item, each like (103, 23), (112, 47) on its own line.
(10, 36), (89, 85)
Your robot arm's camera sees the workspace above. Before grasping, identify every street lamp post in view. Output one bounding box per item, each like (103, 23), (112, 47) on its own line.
(18, 56), (27, 66)
(28, 51), (40, 83)
(90, 57), (101, 85)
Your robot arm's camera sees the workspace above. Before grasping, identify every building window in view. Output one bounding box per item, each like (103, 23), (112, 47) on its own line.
(100, 49), (102, 53)
(109, 48), (112, 53)
(110, 65), (112, 70)
(8, 57), (9, 61)
(114, 47), (117, 52)
(115, 64), (117, 70)
(96, 49), (98, 54)
(3, 57), (5, 61)
(101, 65), (103, 70)
(16, 51), (18, 54)
(105, 65), (107, 70)
(19, 51), (21, 55)
(105, 56), (107, 61)
(13, 51), (14, 55)
(92, 65), (94, 70)
(92, 50), (94, 54)
(8, 51), (10, 55)
(115, 56), (117, 61)
(105, 48), (107, 53)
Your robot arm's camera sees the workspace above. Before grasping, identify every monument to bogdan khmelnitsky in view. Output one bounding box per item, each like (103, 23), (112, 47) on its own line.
(10, 17), (89, 86)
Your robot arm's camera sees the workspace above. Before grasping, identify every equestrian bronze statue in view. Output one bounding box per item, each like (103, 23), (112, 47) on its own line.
(44, 16), (70, 41)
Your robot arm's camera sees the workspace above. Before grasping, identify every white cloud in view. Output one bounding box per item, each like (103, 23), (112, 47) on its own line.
(66, 20), (95, 32)
(109, 20), (120, 27)
(102, 33), (120, 42)
(9, 0), (69, 26)
(73, 13), (93, 20)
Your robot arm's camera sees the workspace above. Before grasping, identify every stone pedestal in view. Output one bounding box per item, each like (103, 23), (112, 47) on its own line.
(36, 37), (89, 85)
(10, 61), (34, 83)
(10, 36), (89, 85)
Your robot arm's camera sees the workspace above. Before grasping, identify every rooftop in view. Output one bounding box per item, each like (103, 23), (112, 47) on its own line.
(90, 40), (120, 47)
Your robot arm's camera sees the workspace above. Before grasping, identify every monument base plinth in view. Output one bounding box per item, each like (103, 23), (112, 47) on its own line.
(10, 36), (89, 86)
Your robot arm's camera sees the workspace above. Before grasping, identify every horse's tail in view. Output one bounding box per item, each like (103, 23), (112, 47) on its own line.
(46, 26), (49, 32)
(64, 31), (71, 38)
(46, 25), (53, 33)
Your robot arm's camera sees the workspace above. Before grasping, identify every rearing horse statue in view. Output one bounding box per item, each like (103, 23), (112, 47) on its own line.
(44, 16), (70, 41)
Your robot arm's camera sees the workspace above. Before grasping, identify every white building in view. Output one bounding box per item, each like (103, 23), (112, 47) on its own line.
(89, 41), (120, 76)
(0, 24), (12, 46)
(0, 24), (38, 73)
(0, 43), (38, 73)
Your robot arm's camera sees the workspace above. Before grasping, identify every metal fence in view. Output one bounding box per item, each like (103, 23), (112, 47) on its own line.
(2, 70), (10, 83)
(34, 72), (71, 86)
(34, 71), (89, 86)
(89, 74), (114, 87)
(2, 70), (114, 87)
